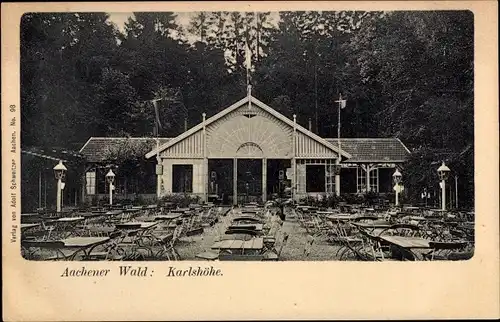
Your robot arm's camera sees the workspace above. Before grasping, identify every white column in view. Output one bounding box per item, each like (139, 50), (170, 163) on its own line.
(335, 159), (341, 196)
(56, 178), (62, 212)
(441, 179), (446, 211)
(38, 171), (42, 209)
(156, 167), (162, 198)
(156, 135), (162, 199)
(262, 158), (267, 203)
(366, 165), (371, 192)
(292, 114), (297, 201)
(109, 182), (113, 205)
(202, 113), (208, 202)
(204, 158), (208, 202)
(233, 158), (238, 205)
(395, 184), (399, 206)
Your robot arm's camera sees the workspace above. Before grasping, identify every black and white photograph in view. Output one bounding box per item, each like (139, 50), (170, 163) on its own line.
(19, 9), (475, 262)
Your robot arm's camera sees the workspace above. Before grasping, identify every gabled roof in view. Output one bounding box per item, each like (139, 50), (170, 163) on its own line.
(145, 95), (352, 159)
(325, 138), (411, 163)
(80, 137), (172, 163)
(21, 146), (84, 164)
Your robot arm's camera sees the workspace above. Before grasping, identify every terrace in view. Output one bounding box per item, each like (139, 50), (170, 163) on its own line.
(20, 201), (474, 261)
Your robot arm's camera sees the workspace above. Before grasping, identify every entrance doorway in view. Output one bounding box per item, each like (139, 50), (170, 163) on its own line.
(208, 159), (233, 205)
(267, 159), (291, 200)
(237, 159), (262, 204)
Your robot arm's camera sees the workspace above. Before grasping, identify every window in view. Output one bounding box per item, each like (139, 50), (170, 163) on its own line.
(85, 171), (96, 195)
(357, 167), (379, 193)
(325, 165), (336, 193)
(357, 167), (367, 193)
(369, 168), (379, 193)
(172, 165), (193, 193)
(306, 165), (325, 192)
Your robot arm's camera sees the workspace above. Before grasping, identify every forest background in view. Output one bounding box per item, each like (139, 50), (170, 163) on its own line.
(20, 11), (474, 206)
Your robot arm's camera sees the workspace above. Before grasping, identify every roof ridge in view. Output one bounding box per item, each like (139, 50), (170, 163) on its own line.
(324, 138), (399, 140)
(87, 137), (173, 140)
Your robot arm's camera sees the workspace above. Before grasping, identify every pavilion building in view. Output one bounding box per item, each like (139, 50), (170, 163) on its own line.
(79, 94), (410, 205)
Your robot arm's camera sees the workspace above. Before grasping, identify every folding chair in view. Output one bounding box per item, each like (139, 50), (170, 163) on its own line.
(304, 234), (315, 257)
(263, 232), (289, 261)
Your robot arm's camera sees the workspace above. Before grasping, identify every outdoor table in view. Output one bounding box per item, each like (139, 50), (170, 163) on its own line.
(228, 223), (263, 231)
(123, 208), (140, 214)
(326, 215), (357, 221)
(317, 211), (338, 215)
(429, 209), (447, 214)
(21, 213), (43, 223)
(211, 237), (264, 255)
(21, 223), (41, 232)
(106, 210), (124, 215)
(23, 237), (111, 261)
(155, 213), (183, 228)
(378, 235), (432, 260)
(232, 216), (263, 223)
(241, 209), (260, 213)
(91, 209), (107, 214)
(47, 217), (85, 227)
(114, 221), (160, 246)
(80, 212), (104, 218)
(59, 236), (111, 260)
(22, 213), (40, 217)
(352, 221), (393, 229)
(155, 213), (183, 221)
(49, 217), (85, 223)
(47, 217), (85, 237)
(115, 222), (158, 230)
(173, 208), (190, 212)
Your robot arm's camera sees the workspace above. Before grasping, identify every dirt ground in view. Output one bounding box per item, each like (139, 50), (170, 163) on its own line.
(176, 207), (342, 261)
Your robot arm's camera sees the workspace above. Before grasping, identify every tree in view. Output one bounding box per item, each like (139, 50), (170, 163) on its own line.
(20, 13), (121, 147)
(101, 139), (155, 196)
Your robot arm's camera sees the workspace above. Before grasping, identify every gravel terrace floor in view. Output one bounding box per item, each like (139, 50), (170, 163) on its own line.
(176, 207), (343, 261)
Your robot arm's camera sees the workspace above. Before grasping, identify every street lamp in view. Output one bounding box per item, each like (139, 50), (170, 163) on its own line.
(392, 169), (402, 207)
(53, 160), (67, 212)
(437, 162), (450, 211)
(106, 169), (116, 206)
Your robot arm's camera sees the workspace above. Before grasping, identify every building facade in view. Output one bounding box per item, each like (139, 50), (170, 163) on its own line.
(140, 94), (410, 205)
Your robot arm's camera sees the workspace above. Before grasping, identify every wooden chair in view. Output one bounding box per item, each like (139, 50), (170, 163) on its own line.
(304, 234), (315, 257)
(195, 250), (220, 261)
(84, 231), (124, 261)
(378, 224), (423, 238)
(263, 232), (289, 261)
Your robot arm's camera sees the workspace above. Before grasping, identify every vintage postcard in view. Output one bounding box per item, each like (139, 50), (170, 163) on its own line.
(2, 1), (499, 321)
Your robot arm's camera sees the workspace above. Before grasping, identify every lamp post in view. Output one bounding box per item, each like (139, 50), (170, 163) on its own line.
(334, 94), (346, 197)
(53, 160), (67, 213)
(106, 169), (115, 206)
(332, 164), (342, 197)
(437, 162), (450, 211)
(392, 169), (402, 207)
